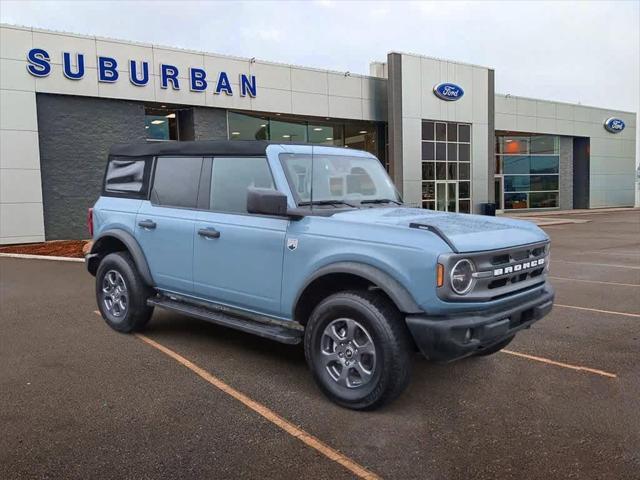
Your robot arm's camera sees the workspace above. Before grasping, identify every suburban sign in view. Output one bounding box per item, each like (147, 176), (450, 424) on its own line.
(433, 82), (464, 101)
(25, 48), (257, 97)
(603, 117), (625, 133)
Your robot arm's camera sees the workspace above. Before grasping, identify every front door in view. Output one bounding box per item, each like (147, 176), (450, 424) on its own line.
(435, 181), (458, 212)
(192, 156), (287, 317)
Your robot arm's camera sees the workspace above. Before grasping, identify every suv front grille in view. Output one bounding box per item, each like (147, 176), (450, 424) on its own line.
(437, 241), (549, 302)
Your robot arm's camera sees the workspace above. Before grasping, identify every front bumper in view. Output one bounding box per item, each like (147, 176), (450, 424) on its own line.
(405, 283), (554, 362)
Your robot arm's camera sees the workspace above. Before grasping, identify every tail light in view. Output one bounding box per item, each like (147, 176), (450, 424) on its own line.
(87, 208), (94, 237)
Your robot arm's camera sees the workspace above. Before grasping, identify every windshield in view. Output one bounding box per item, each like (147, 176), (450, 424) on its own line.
(280, 153), (401, 206)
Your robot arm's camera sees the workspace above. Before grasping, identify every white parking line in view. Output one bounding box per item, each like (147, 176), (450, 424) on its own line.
(501, 350), (617, 378)
(549, 276), (639, 288)
(0, 253), (84, 262)
(555, 304), (640, 318)
(551, 259), (640, 270)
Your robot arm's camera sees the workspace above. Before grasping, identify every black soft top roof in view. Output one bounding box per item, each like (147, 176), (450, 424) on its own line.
(109, 140), (273, 158)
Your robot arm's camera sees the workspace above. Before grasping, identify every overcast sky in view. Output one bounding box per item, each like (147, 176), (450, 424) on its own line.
(1, 0), (638, 114)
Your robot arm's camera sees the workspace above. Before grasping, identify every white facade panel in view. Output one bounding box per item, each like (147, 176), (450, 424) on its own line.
(0, 130), (40, 170)
(290, 68), (328, 95)
(328, 73), (361, 98)
(249, 87), (292, 114)
(1, 25), (32, 61)
(0, 203), (45, 242)
(291, 91), (329, 117)
(328, 95), (362, 119)
(0, 58), (35, 91)
(0, 169), (43, 204)
(0, 89), (38, 131)
(250, 62), (291, 90)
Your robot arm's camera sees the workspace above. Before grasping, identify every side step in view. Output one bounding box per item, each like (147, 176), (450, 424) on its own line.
(147, 297), (303, 345)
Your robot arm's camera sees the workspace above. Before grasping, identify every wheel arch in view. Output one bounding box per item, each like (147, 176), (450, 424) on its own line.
(293, 262), (422, 325)
(89, 229), (154, 286)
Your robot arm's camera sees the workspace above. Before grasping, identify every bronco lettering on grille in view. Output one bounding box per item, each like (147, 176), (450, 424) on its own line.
(493, 258), (544, 277)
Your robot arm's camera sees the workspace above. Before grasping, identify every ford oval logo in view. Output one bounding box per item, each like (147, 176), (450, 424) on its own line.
(604, 117), (625, 133)
(433, 83), (464, 101)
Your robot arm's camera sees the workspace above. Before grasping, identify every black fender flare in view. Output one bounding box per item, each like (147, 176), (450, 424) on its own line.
(294, 261), (423, 315)
(90, 229), (154, 286)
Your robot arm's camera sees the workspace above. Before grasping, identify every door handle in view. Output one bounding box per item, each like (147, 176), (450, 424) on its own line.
(138, 219), (156, 229)
(198, 227), (220, 239)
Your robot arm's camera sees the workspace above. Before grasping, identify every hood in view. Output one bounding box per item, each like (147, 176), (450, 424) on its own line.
(331, 207), (548, 253)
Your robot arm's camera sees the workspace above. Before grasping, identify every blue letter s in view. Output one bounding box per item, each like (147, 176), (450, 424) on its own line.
(26, 48), (51, 77)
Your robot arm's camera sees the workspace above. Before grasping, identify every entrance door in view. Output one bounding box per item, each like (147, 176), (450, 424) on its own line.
(435, 181), (458, 212)
(192, 156), (287, 317)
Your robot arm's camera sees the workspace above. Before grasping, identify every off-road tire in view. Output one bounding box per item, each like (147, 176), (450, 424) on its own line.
(304, 290), (412, 410)
(474, 335), (515, 357)
(96, 252), (154, 333)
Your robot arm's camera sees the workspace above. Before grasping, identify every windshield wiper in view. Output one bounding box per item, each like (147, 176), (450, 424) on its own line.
(360, 198), (403, 205)
(298, 200), (358, 208)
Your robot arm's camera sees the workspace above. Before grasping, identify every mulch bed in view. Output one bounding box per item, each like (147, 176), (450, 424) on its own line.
(0, 240), (90, 258)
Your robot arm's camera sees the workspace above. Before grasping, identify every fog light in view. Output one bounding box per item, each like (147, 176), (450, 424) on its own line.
(463, 328), (472, 343)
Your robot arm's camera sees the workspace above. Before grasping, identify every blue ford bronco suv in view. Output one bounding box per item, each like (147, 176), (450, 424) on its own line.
(86, 140), (554, 409)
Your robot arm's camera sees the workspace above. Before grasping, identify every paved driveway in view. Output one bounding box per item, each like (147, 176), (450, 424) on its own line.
(1, 210), (639, 479)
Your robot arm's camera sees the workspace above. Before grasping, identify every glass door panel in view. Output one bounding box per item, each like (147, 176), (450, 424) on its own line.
(436, 182), (446, 211)
(447, 183), (457, 212)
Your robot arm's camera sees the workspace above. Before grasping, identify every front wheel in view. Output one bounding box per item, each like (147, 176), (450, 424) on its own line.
(96, 252), (154, 333)
(304, 290), (412, 410)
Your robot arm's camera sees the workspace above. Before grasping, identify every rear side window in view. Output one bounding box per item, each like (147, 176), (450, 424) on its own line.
(104, 157), (149, 196)
(151, 156), (203, 208)
(210, 157), (274, 213)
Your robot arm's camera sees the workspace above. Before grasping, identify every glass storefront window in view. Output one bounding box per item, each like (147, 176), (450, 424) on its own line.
(530, 156), (559, 174)
(530, 192), (559, 208)
(504, 192), (528, 209)
(227, 111), (384, 166)
(308, 122), (344, 146)
(271, 119), (307, 142)
(421, 120), (472, 212)
(530, 135), (559, 154)
(145, 108), (178, 140)
(228, 112), (269, 140)
(503, 156), (530, 175)
(496, 133), (560, 209)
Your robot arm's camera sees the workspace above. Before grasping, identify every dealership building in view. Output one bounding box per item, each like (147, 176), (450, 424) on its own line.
(0, 23), (637, 244)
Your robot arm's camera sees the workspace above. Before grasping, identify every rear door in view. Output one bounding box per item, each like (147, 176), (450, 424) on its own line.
(193, 156), (287, 316)
(135, 156), (205, 294)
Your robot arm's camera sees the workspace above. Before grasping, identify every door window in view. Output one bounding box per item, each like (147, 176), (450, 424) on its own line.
(151, 156), (203, 208)
(210, 157), (274, 213)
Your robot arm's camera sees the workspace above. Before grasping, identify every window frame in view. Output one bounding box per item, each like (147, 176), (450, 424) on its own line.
(102, 155), (153, 199)
(206, 155), (279, 217)
(149, 155), (206, 210)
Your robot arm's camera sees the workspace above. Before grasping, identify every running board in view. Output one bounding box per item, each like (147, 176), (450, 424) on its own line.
(147, 297), (303, 345)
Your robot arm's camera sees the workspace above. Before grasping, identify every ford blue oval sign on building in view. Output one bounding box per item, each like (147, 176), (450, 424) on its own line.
(603, 117), (625, 133)
(433, 83), (464, 101)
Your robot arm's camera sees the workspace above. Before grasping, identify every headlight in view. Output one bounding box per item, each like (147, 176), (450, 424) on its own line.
(450, 259), (475, 295)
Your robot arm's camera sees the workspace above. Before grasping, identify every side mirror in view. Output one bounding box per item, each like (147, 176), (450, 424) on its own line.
(247, 188), (288, 216)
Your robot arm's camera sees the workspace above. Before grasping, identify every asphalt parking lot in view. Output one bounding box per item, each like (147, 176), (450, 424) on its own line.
(1, 210), (639, 479)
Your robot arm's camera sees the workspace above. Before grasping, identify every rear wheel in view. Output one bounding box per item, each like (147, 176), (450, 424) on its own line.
(96, 252), (154, 333)
(474, 335), (514, 357)
(304, 290), (412, 410)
